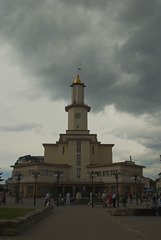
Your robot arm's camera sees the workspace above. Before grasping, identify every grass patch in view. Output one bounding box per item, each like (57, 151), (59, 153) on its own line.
(0, 208), (34, 220)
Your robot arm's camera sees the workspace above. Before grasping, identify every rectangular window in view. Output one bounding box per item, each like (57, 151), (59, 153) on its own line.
(28, 186), (33, 194)
(111, 170), (117, 176)
(29, 170), (34, 176)
(92, 146), (95, 155)
(40, 186), (48, 194)
(75, 113), (81, 118)
(95, 171), (101, 177)
(103, 171), (109, 176)
(77, 141), (81, 153)
(124, 186), (130, 194)
(53, 171), (64, 176)
(123, 170), (129, 176)
(41, 170), (48, 176)
(106, 186), (109, 193)
(76, 154), (81, 166)
(14, 171), (21, 177)
(111, 186), (117, 193)
(49, 186), (54, 194)
(50, 171), (55, 176)
(77, 168), (81, 179)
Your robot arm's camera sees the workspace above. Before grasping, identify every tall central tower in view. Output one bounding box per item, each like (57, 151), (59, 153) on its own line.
(65, 74), (90, 132)
(43, 73), (114, 180)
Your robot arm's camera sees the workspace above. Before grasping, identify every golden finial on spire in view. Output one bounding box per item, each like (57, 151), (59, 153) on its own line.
(75, 74), (81, 83)
(75, 68), (81, 83)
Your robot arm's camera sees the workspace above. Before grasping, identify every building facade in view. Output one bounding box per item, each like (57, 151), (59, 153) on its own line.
(10, 74), (145, 198)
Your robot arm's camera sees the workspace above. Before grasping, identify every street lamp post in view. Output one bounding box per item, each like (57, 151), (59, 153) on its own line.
(132, 174), (140, 205)
(113, 172), (120, 207)
(88, 170), (95, 208)
(55, 170), (61, 207)
(15, 173), (21, 204)
(137, 176), (142, 204)
(32, 170), (40, 206)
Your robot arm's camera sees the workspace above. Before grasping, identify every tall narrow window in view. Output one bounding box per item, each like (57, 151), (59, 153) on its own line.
(62, 146), (65, 155)
(77, 141), (81, 153)
(92, 146), (95, 155)
(76, 154), (81, 166)
(77, 168), (81, 179)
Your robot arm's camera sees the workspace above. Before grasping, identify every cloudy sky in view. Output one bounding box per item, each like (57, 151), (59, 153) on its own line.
(0, 0), (161, 181)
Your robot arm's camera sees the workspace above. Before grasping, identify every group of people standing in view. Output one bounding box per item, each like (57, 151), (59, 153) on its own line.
(101, 191), (117, 208)
(87, 191), (130, 208)
(43, 190), (133, 208)
(44, 192), (71, 207)
(101, 191), (130, 208)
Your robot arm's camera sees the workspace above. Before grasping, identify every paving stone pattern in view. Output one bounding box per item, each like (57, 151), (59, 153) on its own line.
(0, 197), (160, 240)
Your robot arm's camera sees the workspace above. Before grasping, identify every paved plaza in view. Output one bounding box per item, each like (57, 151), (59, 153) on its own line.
(1, 196), (161, 240)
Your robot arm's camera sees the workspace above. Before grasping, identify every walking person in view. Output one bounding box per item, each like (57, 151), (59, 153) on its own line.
(122, 193), (127, 207)
(66, 192), (71, 205)
(155, 195), (161, 216)
(88, 191), (93, 206)
(112, 192), (116, 208)
(46, 193), (54, 208)
(108, 192), (112, 207)
(102, 191), (107, 208)
(44, 192), (49, 206)
(129, 193), (132, 204)
(2, 191), (6, 205)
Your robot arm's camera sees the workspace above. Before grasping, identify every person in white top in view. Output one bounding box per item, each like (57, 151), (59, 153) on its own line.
(66, 192), (71, 205)
(44, 192), (49, 206)
(156, 195), (161, 216)
(88, 192), (93, 206)
(112, 192), (116, 208)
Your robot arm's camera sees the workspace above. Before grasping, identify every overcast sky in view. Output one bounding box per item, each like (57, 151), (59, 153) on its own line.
(0, 0), (161, 181)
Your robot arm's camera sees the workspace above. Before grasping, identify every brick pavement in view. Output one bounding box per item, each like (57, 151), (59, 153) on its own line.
(1, 197), (160, 240)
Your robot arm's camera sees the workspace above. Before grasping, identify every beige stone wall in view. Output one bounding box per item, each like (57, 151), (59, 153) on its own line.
(90, 143), (99, 164)
(44, 144), (58, 164)
(72, 83), (84, 104)
(98, 145), (113, 164)
(68, 107), (88, 130)
(57, 143), (68, 164)
(81, 141), (90, 178)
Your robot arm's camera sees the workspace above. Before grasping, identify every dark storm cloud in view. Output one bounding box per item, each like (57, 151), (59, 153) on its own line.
(113, 0), (161, 115)
(0, 0), (161, 116)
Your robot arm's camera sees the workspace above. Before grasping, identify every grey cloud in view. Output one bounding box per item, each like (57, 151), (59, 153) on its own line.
(112, 125), (161, 153)
(0, 123), (42, 132)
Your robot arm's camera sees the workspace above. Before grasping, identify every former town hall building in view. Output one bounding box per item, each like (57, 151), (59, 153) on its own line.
(9, 74), (145, 198)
